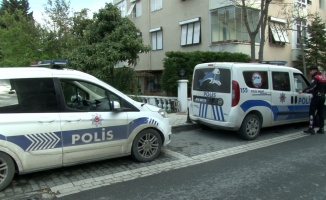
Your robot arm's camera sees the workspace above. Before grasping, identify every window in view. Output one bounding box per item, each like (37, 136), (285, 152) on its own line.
(60, 79), (136, 112)
(272, 72), (290, 91)
(117, 0), (127, 17)
(269, 17), (289, 44)
(297, 0), (307, 8)
(180, 17), (201, 46)
(193, 68), (231, 93)
(294, 19), (307, 48)
(211, 6), (260, 43)
(151, 0), (162, 12)
(127, 0), (142, 18)
(243, 71), (269, 89)
(294, 73), (309, 92)
(0, 78), (58, 113)
(150, 27), (163, 50)
(320, 0), (325, 9)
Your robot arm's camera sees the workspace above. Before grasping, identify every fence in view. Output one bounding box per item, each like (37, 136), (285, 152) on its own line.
(128, 95), (184, 113)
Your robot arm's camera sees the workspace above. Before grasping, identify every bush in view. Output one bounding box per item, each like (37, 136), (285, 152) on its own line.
(161, 51), (250, 96)
(107, 67), (139, 94)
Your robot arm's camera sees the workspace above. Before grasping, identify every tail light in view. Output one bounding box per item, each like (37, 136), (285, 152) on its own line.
(232, 80), (240, 107)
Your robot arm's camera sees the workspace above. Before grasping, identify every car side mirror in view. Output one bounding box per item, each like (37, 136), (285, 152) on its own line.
(113, 101), (121, 109)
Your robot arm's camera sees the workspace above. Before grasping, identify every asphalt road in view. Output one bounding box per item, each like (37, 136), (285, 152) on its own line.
(59, 129), (326, 200)
(3, 122), (324, 200)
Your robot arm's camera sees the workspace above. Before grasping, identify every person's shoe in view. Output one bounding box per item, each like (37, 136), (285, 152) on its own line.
(304, 128), (315, 135)
(317, 128), (324, 134)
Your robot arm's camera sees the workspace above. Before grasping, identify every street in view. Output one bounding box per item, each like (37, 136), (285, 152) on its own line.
(60, 130), (326, 200)
(2, 122), (326, 199)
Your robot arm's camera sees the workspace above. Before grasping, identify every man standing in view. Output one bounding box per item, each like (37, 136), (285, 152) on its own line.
(300, 66), (326, 134)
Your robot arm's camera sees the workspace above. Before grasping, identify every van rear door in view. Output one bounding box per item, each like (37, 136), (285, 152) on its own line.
(191, 63), (232, 122)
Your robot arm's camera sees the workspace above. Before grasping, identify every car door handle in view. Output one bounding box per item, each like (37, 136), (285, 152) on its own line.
(38, 119), (55, 123)
(66, 118), (81, 122)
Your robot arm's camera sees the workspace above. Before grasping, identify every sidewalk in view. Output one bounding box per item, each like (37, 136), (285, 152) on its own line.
(168, 112), (199, 133)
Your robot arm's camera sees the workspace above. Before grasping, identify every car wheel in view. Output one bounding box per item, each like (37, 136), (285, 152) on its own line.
(239, 114), (261, 140)
(0, 152), (15, 191)
(131, 129), (162, 162)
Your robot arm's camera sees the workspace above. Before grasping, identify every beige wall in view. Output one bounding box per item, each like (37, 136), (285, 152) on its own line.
(121, 0), (326, 70)
(130, 0), (210, 71)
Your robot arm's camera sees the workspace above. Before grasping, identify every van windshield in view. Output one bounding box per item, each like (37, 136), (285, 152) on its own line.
(193, 68), (231, 93)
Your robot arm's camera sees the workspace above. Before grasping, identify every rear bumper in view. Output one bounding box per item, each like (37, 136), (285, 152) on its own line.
(190, 115), (239, 131)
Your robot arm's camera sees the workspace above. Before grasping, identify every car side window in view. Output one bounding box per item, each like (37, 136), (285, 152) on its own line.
(60, 79), (137, 112)
(0, 78), (58, 113)
(293, 73), (309, 92)
(243, 71), (269, 89)
(272, 72), (291, 91)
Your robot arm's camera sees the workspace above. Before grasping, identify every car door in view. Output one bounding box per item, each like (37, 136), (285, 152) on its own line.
(0, 78), (62, 171)
(191, 64), (231, 122)
(271, 70), (295, 124)
(292, 72), (311, 121)
(58, 78), (132, 165)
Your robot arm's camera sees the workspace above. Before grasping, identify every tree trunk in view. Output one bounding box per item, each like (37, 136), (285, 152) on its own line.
(298, 27), (307, 76)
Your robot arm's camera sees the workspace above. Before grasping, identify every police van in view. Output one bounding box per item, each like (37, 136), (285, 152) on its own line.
(0, 67), (171, 191)
(189, 62), (311, 140)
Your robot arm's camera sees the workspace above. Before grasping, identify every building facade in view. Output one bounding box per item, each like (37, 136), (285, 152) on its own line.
(113, 0), (326, 95)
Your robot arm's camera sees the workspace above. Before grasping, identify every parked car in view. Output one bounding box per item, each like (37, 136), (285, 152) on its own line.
(189, 62), (310, 140)
(0, 67), (171, 191)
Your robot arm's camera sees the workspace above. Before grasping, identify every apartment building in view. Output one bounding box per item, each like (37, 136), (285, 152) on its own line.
(113, 0), (326, 95)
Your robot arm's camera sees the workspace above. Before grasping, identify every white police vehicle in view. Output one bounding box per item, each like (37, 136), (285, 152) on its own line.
(189, 62), (311, 140)
(0, 67), (171, 191)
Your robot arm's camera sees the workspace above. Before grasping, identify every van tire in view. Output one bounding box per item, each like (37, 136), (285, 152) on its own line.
(239, 114), (261, 140)
(131, 129), (162, 162)
(0, 152), (15, 191)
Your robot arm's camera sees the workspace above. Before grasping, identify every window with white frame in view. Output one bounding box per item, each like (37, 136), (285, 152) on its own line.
(294, 19), (307, 48)
(179, 17), (201, 46)
(127, 0), (142, 18)
(151, 0), (162, 12)
(297, 0), (307, 8)
(150, 27), (163, 50)
(269, 17), (289, 45)
(117, 0), (127, 17)
(211, 6), (260, 43)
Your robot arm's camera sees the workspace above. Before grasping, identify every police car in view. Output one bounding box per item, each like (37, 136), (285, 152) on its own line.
(190, 62), (311, 140)
(0, 67), (171, 191)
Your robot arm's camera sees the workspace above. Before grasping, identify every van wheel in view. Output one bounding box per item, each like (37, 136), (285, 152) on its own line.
(131, 129), (162, 162)
(239, 114), (261, 140)
(0, 152), (15, 191)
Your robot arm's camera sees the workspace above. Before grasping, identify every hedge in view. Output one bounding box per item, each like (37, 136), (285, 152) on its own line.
(161, 51), (251, 96)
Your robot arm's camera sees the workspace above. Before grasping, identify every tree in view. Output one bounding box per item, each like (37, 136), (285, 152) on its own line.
(230, 0), (272, 62)
(0, 0), (32, 17)
(304, 13), (326, 70)
(0, 10), (42, 66)
(66, 3), (150, 85)
(71, 8), (93, 37)
(42, 0), (74, 58)
(0, 0), (34, 28)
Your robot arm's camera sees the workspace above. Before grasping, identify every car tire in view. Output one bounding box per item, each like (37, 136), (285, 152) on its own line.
(131, 129), (162, 162)
(0, 152), (15, 191)
(238, 114), (261, 140)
